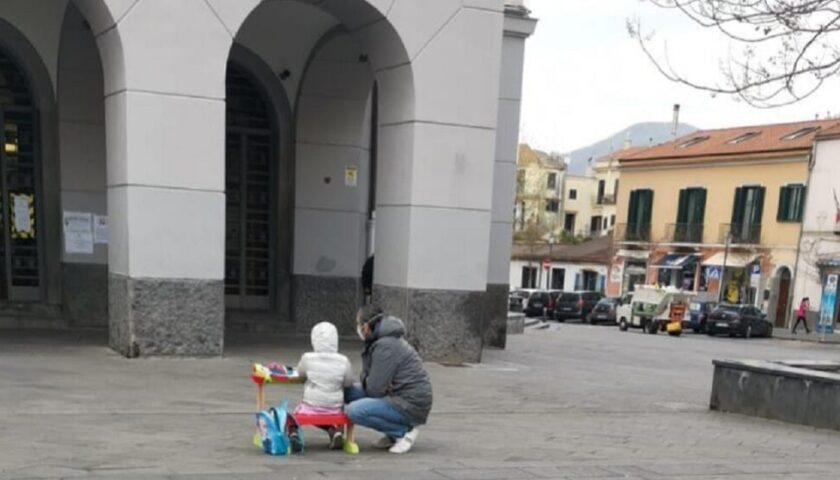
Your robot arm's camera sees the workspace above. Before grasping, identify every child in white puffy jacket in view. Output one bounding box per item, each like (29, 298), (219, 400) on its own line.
(293, 322), (355, 449)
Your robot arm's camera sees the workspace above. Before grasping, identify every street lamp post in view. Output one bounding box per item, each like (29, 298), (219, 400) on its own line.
(547, 232), (556, 290)
(718, 232), (731, 303)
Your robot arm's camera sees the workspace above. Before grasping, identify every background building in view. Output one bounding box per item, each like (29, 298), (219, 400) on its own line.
(560, 146), (639, 239)
(610, 120), (837, 328)
(792, 123), (840, 331)
(0, 0), (535, 363)
(514, 143), (565, 237)
(510, 236), (610, 292)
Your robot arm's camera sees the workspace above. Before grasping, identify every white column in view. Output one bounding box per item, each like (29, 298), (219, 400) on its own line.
(484, 6), (537, 348)
(102, 0), (232, 357)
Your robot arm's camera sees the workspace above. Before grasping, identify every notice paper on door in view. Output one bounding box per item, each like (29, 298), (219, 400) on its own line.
(11, 194), (33, 237)
(93, 215), (108, 245)
(63, 211), (94, 254)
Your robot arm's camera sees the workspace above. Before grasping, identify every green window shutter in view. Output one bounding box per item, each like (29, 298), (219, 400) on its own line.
(642, 190), (654, 225)
(731, 187), (745, 226)
(753, 187), (766, 225)
(695, 188), (707, 225)
(627, 190), (639, 225)
(778, 186), (790, 221)
(676, 189), (688, 224)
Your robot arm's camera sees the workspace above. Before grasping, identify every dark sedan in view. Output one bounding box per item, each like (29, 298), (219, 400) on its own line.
(553, 291), (603, 321)
(587, 297), (620, 325)
(706, 304), (773, 338)
(523, 290), (560, 317)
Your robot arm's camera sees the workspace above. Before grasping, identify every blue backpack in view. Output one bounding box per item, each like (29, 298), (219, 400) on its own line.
(254, 400), (304, 455)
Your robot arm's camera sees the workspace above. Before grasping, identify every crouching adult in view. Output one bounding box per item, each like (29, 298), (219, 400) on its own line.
(345, 305), (432, 454)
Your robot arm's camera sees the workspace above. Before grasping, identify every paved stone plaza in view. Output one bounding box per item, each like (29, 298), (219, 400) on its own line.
(2, 325), (840, 480)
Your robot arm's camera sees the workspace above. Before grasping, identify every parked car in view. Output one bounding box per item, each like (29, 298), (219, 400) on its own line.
(587, 297), (621, 325)
(706, 304), (773, 338)
(553, 291), (603, 321)
(509, 289), (538, 313)
(508, 292), (525, 312)
(688, 300), (717, 333)
(523, 290), (561, 317)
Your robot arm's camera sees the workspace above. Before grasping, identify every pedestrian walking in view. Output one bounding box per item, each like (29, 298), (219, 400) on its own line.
(791, 297), (811, 334)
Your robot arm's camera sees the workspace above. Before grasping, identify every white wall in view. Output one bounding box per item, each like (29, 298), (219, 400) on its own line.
(793, 136), (840, 313)
(509, 259), (606, 292)
(294, 32), (373, 279)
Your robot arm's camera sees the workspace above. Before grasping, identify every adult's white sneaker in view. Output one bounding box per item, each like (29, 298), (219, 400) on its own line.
(389, 428), (419, 454)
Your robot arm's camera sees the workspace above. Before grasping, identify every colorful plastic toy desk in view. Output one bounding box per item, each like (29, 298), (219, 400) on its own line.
(251, 363), (359, 454)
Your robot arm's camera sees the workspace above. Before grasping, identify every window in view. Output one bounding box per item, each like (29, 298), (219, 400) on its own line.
(727, 131), (760, 144)
(597, 180), (605, 204)
(781, 127), (818, 141)
(731, 186), (766, 243)
(545, 199), (559, 213)
(626, 189), (654, 241)
(521, 266), (537, 288)
(514, 201), (525, 231)
(675, 187), (707, 242)
(603, 217), (609, 230)
(590, 216), (603, 233)
(551, 268), (565, 290)
(547, 172), (557, 190)
(610, 214), (616, 226)
(563, 213), (576, 234)
(614, 179), (619, 197)
(678, 136), (710, 148)
(569, 189), (577, 200)
(777, 184), (806, 222)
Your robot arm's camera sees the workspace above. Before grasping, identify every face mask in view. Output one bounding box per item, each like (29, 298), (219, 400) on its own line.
(356, 325), (366, 341)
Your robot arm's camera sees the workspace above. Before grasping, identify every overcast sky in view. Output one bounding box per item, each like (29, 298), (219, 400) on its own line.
(519, 0), (840, 154)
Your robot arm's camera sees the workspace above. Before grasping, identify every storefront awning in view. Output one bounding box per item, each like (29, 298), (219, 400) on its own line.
(617, 249), (650, 260)
(701, 252), (759, 268)
(653, 254), (698, 270)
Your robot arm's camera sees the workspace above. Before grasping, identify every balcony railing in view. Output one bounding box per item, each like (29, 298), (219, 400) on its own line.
(596, 194), (616, 206)
(720, 223), (762, 244)
(667, 223), (704, 243)
(615, 223), (651, 242)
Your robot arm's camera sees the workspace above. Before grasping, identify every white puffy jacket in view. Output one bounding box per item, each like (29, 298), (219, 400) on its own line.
(296, 322), (355, 408)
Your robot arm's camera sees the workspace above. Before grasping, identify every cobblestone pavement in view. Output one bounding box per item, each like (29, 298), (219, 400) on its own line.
(1, 325), (839, 480)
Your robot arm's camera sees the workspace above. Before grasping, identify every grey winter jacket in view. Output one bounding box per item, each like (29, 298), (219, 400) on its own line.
(361, 316), (432, 426)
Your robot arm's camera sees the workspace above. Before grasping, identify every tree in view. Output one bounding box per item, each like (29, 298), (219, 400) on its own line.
(629, 0), (840, 107)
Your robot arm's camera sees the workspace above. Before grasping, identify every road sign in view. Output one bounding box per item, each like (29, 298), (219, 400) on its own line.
(542, 259), (551, 270)
(818, 274), (838, 335)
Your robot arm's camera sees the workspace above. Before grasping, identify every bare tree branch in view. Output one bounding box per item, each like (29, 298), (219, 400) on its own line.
(631, 0), (840, 107)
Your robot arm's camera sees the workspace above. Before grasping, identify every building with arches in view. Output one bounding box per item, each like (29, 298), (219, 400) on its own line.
(0, 1), (536, 362)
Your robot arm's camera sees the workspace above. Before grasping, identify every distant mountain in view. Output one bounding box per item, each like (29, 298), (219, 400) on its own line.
(566, 122), (699, 175)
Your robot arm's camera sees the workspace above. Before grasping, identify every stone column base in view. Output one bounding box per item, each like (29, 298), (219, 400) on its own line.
(109, 274), (224, 357)
(292, 275), (361, 335)
(373, 285), (484, 363)
(483, 283), (509, 349)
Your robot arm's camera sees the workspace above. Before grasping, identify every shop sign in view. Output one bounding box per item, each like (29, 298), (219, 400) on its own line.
(818, 274), (838, 335)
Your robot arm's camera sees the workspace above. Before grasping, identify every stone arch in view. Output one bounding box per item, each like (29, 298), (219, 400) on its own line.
(224, 43), (295, 324)
(0, 15), (60, 308)
(292, 27), (378, 333)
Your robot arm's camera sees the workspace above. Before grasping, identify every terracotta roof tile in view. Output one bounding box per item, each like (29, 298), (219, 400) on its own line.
(621, 119), (840, 163)
(817, 122), (840, 140)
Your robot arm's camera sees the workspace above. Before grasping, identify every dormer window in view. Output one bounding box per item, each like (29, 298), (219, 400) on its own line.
(727, 131), (760, 144)
(678, 136), (710, 148)
(781, 127), (818, 140)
